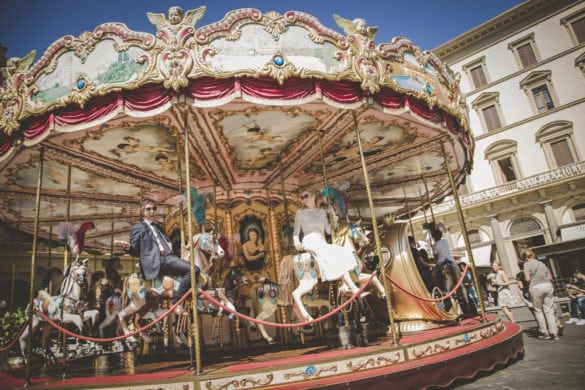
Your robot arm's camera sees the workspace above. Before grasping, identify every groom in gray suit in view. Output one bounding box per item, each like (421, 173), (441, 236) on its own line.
(119, 198), (198, 305)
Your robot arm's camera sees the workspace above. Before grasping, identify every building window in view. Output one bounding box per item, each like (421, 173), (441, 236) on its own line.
(536, 121), (579, 169)
(496, 156), (518, 182)
(463, 57), (489, 89)
(485, 140), (522, 185)
(531, 85), (555, 113)
(471, 92), (504, 133)
(482, 105), (502, 130)
(510, 217), (542, 236)
(508, 34), (540, 69)
(561, 8), (585, 45)
(572, 204), (585, 221)
(467, 229), (481, 245)
(576, 52), (585, 75)
(520, 71), (559, 115)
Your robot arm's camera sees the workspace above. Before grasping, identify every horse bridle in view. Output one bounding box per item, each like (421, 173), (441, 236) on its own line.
(200, 232), (220, 260)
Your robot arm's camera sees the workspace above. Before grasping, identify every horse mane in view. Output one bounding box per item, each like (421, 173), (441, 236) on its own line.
(277, 255), (294, 306)
(332, 221), (351, 246)
(121, 276), (130, 308)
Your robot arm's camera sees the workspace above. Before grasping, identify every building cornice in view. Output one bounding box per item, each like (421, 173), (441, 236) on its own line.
(432, 0), (581, 63)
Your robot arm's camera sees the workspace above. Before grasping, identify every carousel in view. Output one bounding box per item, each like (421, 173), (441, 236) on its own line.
(0, 5), (523, 389)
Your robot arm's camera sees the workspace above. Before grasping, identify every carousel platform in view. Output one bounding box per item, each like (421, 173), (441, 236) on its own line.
(1, 314), (523, 389)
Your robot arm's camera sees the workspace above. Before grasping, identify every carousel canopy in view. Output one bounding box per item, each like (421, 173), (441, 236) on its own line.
(0, 6), (473, 252)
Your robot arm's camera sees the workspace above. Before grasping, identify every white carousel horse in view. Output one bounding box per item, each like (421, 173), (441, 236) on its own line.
(279, 221), (385, 324)
(19, 258), (99, 363)
(183, 232), (235, 316)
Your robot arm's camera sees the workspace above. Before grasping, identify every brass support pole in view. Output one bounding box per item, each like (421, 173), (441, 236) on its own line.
(422, 174), (435, 224)
(402, 184), (414, 239)
(64, 163), (72, 268)
(48, 225), (53, 267)
(24, 147), (44, 386)
(62, 161), (72, 378)
(183, 110), (203, 374)
(176, 133), (186, 256)
(441, 143), (487, 322)
(352, 111), (398, 345)
(10, 223), (19, 311)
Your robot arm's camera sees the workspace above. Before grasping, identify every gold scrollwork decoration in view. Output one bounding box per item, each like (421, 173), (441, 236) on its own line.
(346, 352), (402, 372)
(70, 32), (99, 62)
(455, 333), (478, 345)
(480, 325), (500, 339)
(259, 55), (299, 85)
(205, 374), (274, 390)
(284, 365), (338, 380)
(411, 340), (451, 358)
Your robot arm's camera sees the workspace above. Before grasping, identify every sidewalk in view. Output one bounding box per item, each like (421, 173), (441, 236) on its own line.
(448, 308), (585, 389)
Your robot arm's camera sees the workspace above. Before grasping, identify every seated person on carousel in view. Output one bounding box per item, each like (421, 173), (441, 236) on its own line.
(565, 269), (585, 325)
(293, 189), (362, 297)
(430, 228), (455, 289)
(115, 198), (199, 306)
(408, 235), (434, 291)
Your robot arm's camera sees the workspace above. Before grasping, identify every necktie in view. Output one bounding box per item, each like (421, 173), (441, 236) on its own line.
(151, 223), (171, 254)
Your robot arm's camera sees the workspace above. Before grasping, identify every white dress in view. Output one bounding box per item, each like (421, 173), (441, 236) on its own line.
(496, 270), (517, 308)
(293, 208), (356, 281)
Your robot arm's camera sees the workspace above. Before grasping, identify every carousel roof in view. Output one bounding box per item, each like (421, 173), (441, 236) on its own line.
(0, 6), (473, 252)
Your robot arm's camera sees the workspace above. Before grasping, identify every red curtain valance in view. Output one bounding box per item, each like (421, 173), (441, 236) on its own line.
(1, 77), (468, 159)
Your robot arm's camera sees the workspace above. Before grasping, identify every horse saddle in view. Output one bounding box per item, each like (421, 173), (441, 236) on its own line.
(292, 252), (318, 279)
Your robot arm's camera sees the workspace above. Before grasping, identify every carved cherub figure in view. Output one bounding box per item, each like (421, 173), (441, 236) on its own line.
(1, 50), (36, 81)
(147, 5), (206, 31)
(333, 15), (378, 41)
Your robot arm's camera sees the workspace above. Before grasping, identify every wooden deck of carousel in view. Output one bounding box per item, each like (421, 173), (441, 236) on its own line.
(1, 314), (523, 390)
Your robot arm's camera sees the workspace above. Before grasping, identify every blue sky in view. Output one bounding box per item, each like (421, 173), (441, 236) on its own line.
(1, 0), (526, 59)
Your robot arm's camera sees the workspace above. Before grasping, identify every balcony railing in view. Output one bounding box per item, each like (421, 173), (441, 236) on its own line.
(433, 161), (585, 213)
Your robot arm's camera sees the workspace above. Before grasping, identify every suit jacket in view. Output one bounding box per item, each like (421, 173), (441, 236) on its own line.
(128, 221), (170, 280)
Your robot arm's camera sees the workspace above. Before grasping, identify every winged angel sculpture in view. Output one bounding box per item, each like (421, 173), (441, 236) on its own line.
(333, 15), (381, 93)
(0, 50), (37, 134)
(146, 6), (206, 90)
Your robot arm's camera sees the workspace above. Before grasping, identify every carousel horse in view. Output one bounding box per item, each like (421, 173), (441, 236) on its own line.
(279, 221), (386, 324)
(117, 273), (156, 348)
(184, 231), (225, 281)
(332, 221), (386, 300)
(19, 258), (99, 363)
(432, 260), (465, 313)
(116, 233), (235, 349)
(232, 268), (330, 345)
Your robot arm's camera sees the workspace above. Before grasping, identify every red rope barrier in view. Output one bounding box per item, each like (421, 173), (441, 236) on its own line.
(25, 273), (379, 345)
(33, 290), (192, 343)
(0, 319), (29, 351)
(198, 272), (377, 327)
(385, 264), (469, 302)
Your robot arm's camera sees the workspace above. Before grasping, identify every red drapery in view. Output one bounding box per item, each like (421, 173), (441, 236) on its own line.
(1, 77), (468, 159)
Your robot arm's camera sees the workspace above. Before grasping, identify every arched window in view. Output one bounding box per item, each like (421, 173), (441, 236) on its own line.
(572, 203), (585, 222)
(467, 229), (482, 245)
(510, 217), (542, 236)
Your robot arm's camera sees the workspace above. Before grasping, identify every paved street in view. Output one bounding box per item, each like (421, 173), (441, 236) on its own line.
(449, 309), (585, 390)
